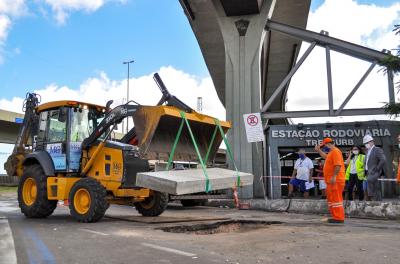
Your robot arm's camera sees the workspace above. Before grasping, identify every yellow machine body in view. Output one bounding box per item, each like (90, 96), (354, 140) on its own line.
(9, 90), (232, 221)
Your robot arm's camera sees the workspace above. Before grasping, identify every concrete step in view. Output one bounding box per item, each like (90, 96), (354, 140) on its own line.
(136, 168), (253, 195)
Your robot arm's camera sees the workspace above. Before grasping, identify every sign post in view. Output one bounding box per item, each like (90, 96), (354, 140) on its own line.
(243, 113), (264, 143)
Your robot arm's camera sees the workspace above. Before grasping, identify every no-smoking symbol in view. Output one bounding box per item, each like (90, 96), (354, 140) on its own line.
(246, 114), (258, 126)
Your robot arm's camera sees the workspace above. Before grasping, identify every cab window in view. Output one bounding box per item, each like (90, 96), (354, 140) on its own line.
(71, 108), (105, 142)
(47, 109), (67, 142)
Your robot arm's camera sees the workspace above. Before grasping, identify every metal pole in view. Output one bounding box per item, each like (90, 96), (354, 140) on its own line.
(325, 45), (334, 116)
(123, 60), (134, 134)
(336, 62), (376, 116)
(261, 42), (316, 112)
(127, 63), (130, 134)
(388, 69), (395, 104)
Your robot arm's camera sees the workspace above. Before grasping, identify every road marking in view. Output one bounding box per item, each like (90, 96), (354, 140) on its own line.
(25, 228), (56, 264)
(0, 201), (19, 213)
(141, 243), (197, 257)
(79, 228), (109, 236)
(0, 219), (17, 264)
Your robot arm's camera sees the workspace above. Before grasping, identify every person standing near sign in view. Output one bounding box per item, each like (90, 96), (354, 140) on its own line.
(344, 146), (365, 201)
(288, 149), (314, 198)
(363, 135), (386, 201)
(315, 138), (346, 224)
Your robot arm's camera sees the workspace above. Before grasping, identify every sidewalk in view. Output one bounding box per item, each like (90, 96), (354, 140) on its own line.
(208, 198), (400, 220)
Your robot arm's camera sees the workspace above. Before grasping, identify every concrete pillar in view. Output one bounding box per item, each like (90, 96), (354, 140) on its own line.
(211, 1), (276, 198)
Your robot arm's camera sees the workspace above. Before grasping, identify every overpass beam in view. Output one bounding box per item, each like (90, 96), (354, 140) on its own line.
(212, 0), (276, 198)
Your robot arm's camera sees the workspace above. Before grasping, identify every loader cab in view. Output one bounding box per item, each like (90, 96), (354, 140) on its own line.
(35, 101), (106, 172)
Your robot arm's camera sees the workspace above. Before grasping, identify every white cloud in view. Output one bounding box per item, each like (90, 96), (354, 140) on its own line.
(43, 0), (125, 24)
(0, 0), (26, 63)
(0, 66), (226, 132)
(0, 0), (26, 17)
(286, 0), (400, 124)
(0, 15), (11, 45)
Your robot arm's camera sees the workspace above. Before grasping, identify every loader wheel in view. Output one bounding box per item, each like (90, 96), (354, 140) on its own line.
(135, 190), (168, 217)
(18, 164), (57, 218)
(69, 178), (108, 223)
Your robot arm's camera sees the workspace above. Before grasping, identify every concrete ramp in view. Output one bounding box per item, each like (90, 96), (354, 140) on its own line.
(136, 168), (253, 195)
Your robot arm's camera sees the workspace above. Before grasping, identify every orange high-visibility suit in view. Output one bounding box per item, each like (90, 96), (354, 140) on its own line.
(324, 147), (346, 221)
(397, 159), (400, 184)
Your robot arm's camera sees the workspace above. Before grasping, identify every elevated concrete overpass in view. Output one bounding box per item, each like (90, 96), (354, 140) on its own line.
(0, 110), (24, 144)
(180, 0), (310, 119)
(180, 0), (311, 198)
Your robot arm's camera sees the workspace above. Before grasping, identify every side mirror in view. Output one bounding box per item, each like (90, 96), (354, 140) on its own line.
(58, 107), (68, 123)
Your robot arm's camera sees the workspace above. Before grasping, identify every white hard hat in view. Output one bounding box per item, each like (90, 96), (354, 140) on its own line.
(363, 134), (374, 144)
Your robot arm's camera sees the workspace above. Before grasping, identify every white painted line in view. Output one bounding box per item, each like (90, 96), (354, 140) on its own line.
(0, 201), (19, 213)
(0, 207), (19, 213)
(79, 228), (109, 236)
(0, 219), (17, 264)
(141, 243), (197, 257)
(0, 202), (13, 207)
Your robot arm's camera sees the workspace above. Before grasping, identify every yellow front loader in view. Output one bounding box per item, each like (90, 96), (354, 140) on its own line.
(5, 73), (230, 222)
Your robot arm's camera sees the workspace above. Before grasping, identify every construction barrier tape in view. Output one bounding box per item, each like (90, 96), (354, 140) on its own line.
(259, 176), (399, 182)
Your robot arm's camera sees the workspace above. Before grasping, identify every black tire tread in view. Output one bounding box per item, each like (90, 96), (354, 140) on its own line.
(69, 178), (108, 223)
(135, 191), (168, 217)
(18, 164), (57, 218)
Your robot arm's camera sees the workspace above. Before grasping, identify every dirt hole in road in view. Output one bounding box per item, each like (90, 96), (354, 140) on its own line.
(159, 220), (282, 235)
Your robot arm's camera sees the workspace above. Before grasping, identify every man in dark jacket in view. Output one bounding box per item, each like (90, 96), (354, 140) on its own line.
(363, 135), (386, 201)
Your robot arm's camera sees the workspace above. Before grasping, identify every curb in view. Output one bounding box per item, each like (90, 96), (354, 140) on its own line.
(207, 199), (400, 220)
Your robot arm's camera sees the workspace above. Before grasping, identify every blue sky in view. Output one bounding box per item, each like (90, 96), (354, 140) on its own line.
(0, 0), (399, 105)
(0, 1), (207, 100)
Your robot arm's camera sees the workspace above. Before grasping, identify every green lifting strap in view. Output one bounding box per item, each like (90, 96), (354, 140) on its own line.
(214, 118), (241, 188)
(180, 112), (211, 192)
(204, 126), (218, 164)
(166, 118), (185, 171)
(166, 111), (211, 192)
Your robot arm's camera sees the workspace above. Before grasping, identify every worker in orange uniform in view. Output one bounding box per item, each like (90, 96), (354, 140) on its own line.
(315, 138), (346, 224)
(397, 134), (400, 185)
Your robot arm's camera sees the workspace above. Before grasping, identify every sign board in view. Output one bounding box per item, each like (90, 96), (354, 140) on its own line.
(15, 118), (23, 124)
(46, 143), (66, 170)
(243, 113), (264, 142)
(271, 127), (391, 146)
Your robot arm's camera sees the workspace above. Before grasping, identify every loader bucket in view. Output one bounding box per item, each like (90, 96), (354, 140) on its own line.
(133, 106), (231, 162)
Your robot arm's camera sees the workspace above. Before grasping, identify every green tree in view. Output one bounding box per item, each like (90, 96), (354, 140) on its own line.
(382, 25), (400, 116)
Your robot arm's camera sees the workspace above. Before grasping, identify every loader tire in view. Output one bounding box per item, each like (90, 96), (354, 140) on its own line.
(18, 164), (57, 218)
(69, 178), (108, 223)
(135, 191), (168, 217)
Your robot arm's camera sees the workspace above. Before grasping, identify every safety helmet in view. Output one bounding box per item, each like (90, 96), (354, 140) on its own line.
(363, 134), (374, 144)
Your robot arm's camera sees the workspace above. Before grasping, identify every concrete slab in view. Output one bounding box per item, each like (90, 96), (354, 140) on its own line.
(136, 168), (253, 195)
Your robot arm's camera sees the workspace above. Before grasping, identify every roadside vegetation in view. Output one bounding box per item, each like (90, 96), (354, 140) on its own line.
(0, 186), (18, 193)
(382, 24), (400, 116)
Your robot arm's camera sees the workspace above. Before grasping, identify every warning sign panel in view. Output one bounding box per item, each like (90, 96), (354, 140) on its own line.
(243, 113), (264, 143)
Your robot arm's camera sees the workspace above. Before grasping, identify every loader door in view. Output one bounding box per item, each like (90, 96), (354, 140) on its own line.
(34, 108), (68, 171)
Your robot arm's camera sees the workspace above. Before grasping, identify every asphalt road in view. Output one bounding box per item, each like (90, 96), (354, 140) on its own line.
(1, 192), (400, 264)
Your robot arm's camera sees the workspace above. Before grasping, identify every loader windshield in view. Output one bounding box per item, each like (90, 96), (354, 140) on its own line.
(71, 108), (105, 142)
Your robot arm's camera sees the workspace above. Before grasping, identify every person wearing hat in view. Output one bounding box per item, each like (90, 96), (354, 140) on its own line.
(363, 134), (386, 201)
(315, 138), (346, 224)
